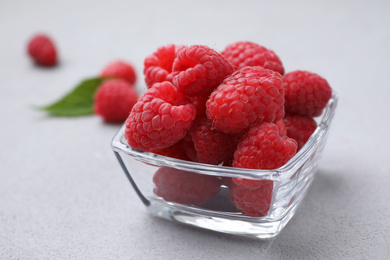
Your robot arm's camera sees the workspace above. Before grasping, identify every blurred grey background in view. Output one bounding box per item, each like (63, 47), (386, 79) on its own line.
(1, 0), (390, 259)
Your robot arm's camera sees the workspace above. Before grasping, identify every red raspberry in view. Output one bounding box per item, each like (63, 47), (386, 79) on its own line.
(283, 70), (332, 117)
(150, 140), (189, 161)
(183, 116), (235, 165)
(222, 41), (284, 75)
(27, 34), (57, 67)
(94, 79), (138, 123)
(153, 167), (222, 205)
(206, 66), (285, 133)
(100, 60), (137, 85)
(144, 44), (185, 88)
(230, 179), (273, 217)
(125, 81), (196, 150)
(172, 45), (234, 97)
(233, 123), (297, 169)
(283, 114), (317, 150)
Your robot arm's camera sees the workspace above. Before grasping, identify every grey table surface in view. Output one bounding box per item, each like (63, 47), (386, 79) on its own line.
(1, 0), (390, 259)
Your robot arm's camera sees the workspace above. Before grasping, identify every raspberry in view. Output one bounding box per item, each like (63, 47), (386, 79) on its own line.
(125, 81), (196, 150)
(230, 179), (273, 217)
(153, 167), (222, 205)
(150, 140), (189, 160)
(206, 66), (285, 133)
(27, 34), (57, 67)
(283, 70), (332, 117)
(144, 44), (185, 88)
(100, 60), (137, 85)
(283, 114), (317, 150)
(172, 45), (234, 97)
(222, 41), (284, 75)
(183, 116), (235, 165)
(94, 79), (138, 123)
(233, 123), (297, 169)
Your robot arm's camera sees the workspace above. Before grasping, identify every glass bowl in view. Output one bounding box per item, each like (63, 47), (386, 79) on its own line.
(111, 93), (338, 239)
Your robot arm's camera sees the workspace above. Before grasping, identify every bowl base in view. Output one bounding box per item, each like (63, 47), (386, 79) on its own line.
(147, 199), (300, 239)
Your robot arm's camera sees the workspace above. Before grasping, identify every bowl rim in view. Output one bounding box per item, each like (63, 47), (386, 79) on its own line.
(112, 92), (338, 181)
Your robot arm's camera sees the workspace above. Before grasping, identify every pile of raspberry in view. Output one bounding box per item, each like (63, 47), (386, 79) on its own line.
(124, 42), (332, 217)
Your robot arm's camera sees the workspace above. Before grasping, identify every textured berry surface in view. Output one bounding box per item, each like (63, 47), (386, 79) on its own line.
(283, 70), (332, 117)
(27, 34), (57, 67)
(144, 44), (184, 88)
(94, 79), (138, 123)
(172, 45), (234, 96)
(183, 116), (235, 165)
(276, 120), (287, 136)
(125, 81), (196, 150)
(230, 179), (273, 217)
(283, 114), (317, 150)
(153, 167), (222, 205)
(100, 60), (137, 85)
(206, 66), (285, 133)
(233, 123), (297, 169)
(222, 41), (284, 75)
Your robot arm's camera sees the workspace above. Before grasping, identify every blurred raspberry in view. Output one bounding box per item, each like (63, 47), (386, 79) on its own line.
(206, 66), (285, 133)
(27, 34), (57, 67)
(283, 114), (317, 150)
(183, 116), (235, 165)
(153, 167), (222, 205)
(94, 79), (138, 123)
(230, 179), (273, 217)
(144, 44), (185, 88)
(125, 81), (196, 150)
(233, 123), (297, 169)
(172, 45), (234, 96)
(222, 41), (284, 75)
(283, 70), (332, 117)
(100, 60), (137, 85)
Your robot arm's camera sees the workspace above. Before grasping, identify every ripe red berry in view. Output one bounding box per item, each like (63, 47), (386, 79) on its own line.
(206, 66), (285, 133)
(230, 179), (273, 217)
(150, 140), (189, 161)
(222, 41), (284, 75)
(233, 123), (297, 170)
(172, 45), (234, 97)
(283, 70), (332, 117)
(94, 79), (138, 123)
(144, 44), (185, 88)
(27, 34), (57, 67)
(183, 116), (235, 165)
(283, 114), (317, 150)
(153, 167), (222, 205)
(125, 81), (196, 150)
(100, 60), (137, 85)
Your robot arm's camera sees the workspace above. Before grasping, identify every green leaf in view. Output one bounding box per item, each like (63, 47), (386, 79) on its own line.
(39, 77), (104, 117)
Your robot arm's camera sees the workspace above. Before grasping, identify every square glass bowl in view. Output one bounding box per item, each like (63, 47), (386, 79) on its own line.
(111, 93), (338, 239)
